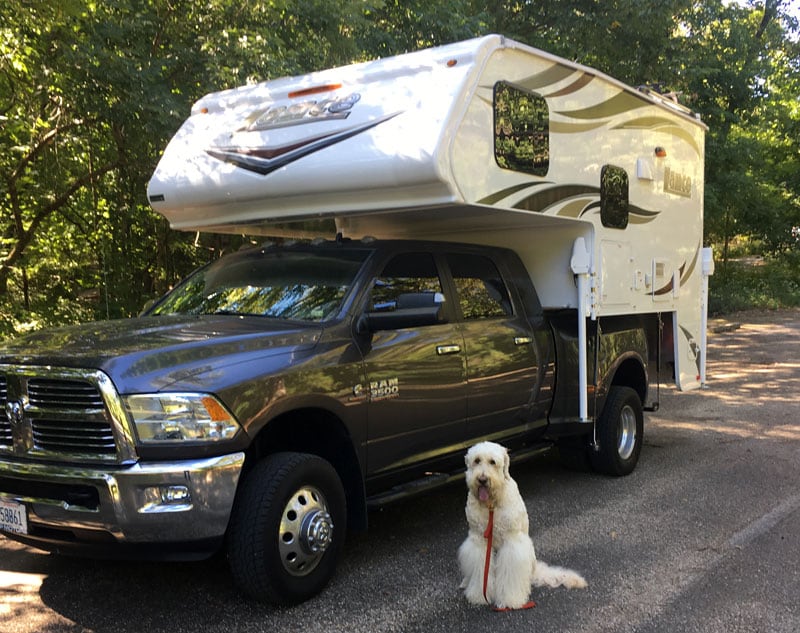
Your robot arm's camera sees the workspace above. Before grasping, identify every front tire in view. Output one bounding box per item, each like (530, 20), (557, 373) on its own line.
(227, 452), (347, 604)
(590, 386), (643, 476)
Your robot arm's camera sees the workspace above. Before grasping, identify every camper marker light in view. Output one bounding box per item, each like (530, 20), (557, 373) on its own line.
(447, 59), (458, 67)
(124, 393), (241, 443)
(288, 83), (343, 98)
(655, 146), (667, 157)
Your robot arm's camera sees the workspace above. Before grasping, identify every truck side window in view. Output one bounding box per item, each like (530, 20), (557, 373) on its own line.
(601, 164), (629, 229)
(371, 253), (443, 312)
(494, 81), (549, 177)
(447, 253), (512, 320)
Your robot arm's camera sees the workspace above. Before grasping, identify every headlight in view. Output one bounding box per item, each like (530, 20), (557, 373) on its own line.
(124, 393), (240, 443)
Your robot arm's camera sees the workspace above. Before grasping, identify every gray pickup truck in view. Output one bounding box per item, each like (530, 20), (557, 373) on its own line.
(0, 237), (657, 603)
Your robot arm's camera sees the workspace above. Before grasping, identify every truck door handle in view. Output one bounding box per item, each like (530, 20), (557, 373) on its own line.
(436, 344), (462, 355)
(514, 336), (532, 345)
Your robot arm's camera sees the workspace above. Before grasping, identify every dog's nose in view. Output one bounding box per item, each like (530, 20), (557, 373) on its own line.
(477, 476), (488, 486)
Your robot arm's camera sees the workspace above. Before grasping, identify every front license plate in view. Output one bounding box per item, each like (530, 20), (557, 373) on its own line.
(0, 498), (28, 535)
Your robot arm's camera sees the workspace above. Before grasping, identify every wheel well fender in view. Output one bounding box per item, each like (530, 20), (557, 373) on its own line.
(608, 355), (647, 404)
(245, 409), (368, 531)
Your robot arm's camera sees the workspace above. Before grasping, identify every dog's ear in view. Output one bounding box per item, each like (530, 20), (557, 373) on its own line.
(503, 447), (511, 480)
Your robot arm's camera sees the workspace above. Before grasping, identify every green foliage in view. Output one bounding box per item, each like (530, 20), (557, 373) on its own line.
(681, 1), (800, 261)
(1, 0), (799, 341)
(709, 252), (800, 315)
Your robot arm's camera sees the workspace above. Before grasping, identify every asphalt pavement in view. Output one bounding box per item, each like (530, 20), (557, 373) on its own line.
(2, 309), (799, 633)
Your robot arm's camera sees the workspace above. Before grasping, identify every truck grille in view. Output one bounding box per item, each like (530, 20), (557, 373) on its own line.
(28, 378), (106, 409)
(32, 418), (117, 455)
(0, 367), (136, 464)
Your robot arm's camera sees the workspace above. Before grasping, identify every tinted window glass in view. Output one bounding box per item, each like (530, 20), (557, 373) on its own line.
(601, 164), (629, 229)
(494, 82), (549, 176)
(150, 248), (368, 321)
(370, 253), (443, 312)
(447, 253), (511, 320)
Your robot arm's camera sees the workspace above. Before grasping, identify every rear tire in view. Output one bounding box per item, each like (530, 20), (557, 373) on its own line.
(227, 452), (346, 604)
(590, 385), (643, 476)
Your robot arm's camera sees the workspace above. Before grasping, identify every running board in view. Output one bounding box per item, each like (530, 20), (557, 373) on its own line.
(366, 442), (554, 509)
(367, 471), (462, 508)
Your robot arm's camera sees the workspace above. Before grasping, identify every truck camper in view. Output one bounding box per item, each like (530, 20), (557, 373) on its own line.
(0, 35), (712, 605)
(148, 33), (711, 396)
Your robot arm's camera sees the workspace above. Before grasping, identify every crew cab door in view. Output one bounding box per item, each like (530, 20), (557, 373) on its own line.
(359, 251), (467, 484)
(443, 252), (548, 443)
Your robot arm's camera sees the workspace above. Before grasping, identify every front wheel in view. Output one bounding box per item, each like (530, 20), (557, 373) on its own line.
(590, 386), (644, 476)
(227, 452), (347, 604)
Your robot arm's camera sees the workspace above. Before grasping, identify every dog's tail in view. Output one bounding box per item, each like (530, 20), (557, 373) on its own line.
(532, 560), (588, 589)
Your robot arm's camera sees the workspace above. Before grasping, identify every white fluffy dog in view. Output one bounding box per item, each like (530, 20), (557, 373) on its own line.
(458, 441), (587, 610)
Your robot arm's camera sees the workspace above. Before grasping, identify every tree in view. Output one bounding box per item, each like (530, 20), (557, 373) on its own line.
(0, 0), (370, 336)
(1, 1), (798, 338)
(678, 0), (800, 260)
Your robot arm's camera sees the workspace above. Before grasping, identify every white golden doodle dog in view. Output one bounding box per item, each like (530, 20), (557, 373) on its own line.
(458, 441), (587, 610)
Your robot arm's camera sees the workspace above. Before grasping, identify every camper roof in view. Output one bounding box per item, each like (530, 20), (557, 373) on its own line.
(147, 34), (705, 237)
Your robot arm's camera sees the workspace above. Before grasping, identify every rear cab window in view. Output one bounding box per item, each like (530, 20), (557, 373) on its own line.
(446, 253), (513, 320)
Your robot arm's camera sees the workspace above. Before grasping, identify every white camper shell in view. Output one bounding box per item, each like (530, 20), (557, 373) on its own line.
(148, 34), (711, 393)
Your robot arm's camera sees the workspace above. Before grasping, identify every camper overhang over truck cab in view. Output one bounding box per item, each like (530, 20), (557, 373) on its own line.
(148, 34), (712, 400)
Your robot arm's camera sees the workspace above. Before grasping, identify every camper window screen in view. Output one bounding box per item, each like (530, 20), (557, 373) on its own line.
(494, 82), (549, 176)
(600, 164), (630, 229)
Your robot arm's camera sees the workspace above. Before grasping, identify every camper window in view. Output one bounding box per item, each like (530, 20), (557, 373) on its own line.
(600, 164), (630, 229)
(493, 82), (549, 176)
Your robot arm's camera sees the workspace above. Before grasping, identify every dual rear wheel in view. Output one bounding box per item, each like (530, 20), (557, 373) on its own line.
(558, 385), (644, 476)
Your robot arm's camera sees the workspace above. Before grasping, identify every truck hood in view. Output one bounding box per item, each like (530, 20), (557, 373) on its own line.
(0, 315), (322, 393)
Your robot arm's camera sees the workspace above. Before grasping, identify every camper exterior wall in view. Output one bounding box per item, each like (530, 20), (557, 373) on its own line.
(147, 35), (708, 391)
(147, 38), (496, 226)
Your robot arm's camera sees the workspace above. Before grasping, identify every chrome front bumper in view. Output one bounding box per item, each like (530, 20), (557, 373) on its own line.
(0, 452), (245, 551)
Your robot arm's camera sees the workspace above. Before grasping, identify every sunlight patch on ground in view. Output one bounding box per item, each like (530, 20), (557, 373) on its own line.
(653, 419), (800, 442)
(0, 571), (45, 617)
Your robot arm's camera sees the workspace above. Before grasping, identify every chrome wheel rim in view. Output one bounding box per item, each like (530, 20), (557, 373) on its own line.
(617, 404), (637, 461)
(278, 486), (334, 577)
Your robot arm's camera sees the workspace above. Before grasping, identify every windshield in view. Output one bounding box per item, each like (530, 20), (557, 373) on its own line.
(150, 248), (370, 322)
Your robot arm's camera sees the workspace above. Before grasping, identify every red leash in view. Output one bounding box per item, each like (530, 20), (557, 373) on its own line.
(482, 504), (536, 611)
(482, 506), (494, 604)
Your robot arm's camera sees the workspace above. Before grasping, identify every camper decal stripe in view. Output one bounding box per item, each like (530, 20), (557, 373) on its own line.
(550, 120), (607, 134)
(556, 90), (648, 120)
(476, 185), (666, 223)
(206, 112), (401, 175)
(476, 182), (549, 206)
(502, 185), (661, 224)
(627, 207), (661, 224)
(542, 72), (595, 98)
(679, 324), (702, 375)
(557, 197), (598, 219)
(516, 64), (579, 92)
(653, 245), (700, 296)
(513, 185), (598, 213)
(614, 118), (701, 156)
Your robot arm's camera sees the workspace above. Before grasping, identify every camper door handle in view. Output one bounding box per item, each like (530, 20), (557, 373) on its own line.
(514, 337), (532, 345)
(436, 344), (462, 356)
